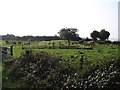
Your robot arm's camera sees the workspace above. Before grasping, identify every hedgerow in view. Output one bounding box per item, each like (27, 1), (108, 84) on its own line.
(2, 50), (120, 89)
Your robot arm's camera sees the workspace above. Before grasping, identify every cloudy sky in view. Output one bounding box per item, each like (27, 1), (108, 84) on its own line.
(0, 0), (119, 40)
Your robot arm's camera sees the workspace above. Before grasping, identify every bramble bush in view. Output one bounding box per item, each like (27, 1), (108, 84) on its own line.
(2, 50), (120, 89)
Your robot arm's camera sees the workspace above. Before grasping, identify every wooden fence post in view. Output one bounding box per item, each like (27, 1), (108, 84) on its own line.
(52, 42), (55, 49)
(10, 46), (13, 56)
(80, 55), (84, 69)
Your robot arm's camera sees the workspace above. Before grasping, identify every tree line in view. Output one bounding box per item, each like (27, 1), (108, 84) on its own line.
(1, 28), (110, 41)
(2, 34), (61, 41)
(58, 28), (110, 41)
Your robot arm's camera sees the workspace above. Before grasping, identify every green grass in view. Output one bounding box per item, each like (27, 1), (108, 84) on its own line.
(1, 40), (120, 88)
(1, 40), (119, 62)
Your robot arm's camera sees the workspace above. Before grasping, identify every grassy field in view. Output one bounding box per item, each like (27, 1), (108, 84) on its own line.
(1, 40), (120, 88)
(1, 40), (119, 66)
(1, 40), (119, 55)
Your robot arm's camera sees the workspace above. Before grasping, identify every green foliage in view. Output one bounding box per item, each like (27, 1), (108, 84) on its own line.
(82, 57), (120, 89)
(90, 30), (100, 41)
(99, 29), (110, 41)
(2, 34), (16, 40)
(58, 28), (80, 41)
(2, 50), (120, 89)
(90, 29), (110, 41)
(2, 50), (79, 89)
(1, 40), (120, 89)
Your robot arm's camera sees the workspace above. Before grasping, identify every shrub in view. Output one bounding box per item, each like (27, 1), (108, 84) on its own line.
(3, 50), (79, 89)
(2, 50), (120, 89)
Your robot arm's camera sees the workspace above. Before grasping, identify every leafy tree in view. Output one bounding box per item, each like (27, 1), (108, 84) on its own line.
(58, 28), (80, 41)
(90, 30), (100, 41)
(90, 29), (110, 41)
(99, 29), (110, 41)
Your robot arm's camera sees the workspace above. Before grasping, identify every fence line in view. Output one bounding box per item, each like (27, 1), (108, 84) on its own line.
(0, 46), (13, 60)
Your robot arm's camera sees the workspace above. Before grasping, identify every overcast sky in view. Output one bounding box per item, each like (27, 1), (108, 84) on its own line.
(0, 0), (119, 40)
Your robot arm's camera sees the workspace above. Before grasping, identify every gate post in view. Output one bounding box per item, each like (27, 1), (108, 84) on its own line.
(10, 45), (13, 56)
